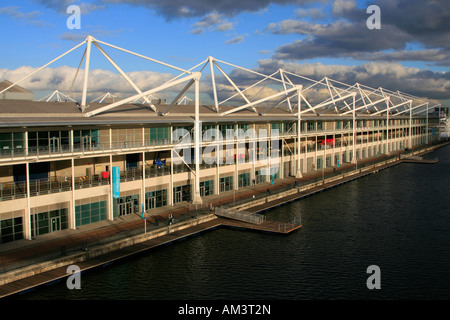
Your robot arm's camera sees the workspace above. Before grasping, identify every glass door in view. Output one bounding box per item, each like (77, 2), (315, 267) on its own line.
(175, 190), (182, 203)
(51, 217), (60, 232)
(49, 137), (60, 153)
(146, 196), (156, 210)
(82, 136), (92, 151)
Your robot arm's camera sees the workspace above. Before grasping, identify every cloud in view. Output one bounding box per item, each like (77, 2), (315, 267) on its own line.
(224, 35), (245, 44)
(265, 0), (449, 65)
(190, 12), (236, 34)
(33, 0), (106, 14)
(60, 27), (124, 41)
(350, 49), (450, 65)
(0, 65), (175, 99)
(331, 0), (357, 16)
(268, 19), (412, 60)
(254, 59), (450, 100)
(0, 6), (52, 27)
(97, 0), (326, 18)
(330, 0), (450, 49)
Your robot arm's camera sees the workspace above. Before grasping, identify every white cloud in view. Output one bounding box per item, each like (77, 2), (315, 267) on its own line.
(190, 12), (236, 34)
(331, 0), (356, 16)
(0, 5), (52, 27)
(0, 65), (175, 99)
(255, 59), (450, 100)
(224, 35), (245, 44)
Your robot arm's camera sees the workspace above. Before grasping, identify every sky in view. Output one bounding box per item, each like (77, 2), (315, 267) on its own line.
(0, 0), (449, 106)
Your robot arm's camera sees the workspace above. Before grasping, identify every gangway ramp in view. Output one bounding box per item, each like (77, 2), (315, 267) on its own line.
(215, 207), (266, 225)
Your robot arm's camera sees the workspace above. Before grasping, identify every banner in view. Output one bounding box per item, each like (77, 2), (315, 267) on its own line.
(112, 166), (120, 198)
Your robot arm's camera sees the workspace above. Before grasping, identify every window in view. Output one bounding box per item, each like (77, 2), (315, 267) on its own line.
(145, 189), (168, 210)
(173, 185), (191, 203)
(271, 123), (282, 134)
(200, 180), (214, 196)
(148, 127), (169, 145)
(202, 125), (218, 141)
(220, 124), (235, 139)
(0, 132), (25, 155)
(283, 122), (294, 134)
(238, 173), (250, 188)
(75, 201), (107, 227)
(0, 217), (23, 244)
(219, 176), (233, 192)
(31, 208), (68, 237)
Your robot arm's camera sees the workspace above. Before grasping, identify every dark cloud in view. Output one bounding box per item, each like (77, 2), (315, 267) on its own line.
(270, 20), (412, 60)
(350, 49), (450, 66)
(266, 0), (450, 64)
(252, 59), (450, 100)
(33, 0), (106, 14)
(369, 0), (450, 48)
(98, 0), (323, 18)
(189, 12), (235, 34)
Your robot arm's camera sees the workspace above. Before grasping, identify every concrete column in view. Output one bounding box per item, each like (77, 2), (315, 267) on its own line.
(250, 123), (256, 185)
(314, 135), (317, 170)
(426, 103), (429, 144)
(281, 137), (284, 179)
(70, 129), (73, 153)
(109, 128), (112, 150)
(70, 158), (76, 229)
(170, 149), (174, 205)
(351, 95), (357, 163)
(141, 151), (145, 212)
(296, 92), (302, 178)
(215, 124), (220, 195)
(169, 125), (174, 205)
(108, 155), (113, 220)
(192, 78), (202, 204)
(235, 123), (239, 190)
(25, 131), (28, 156)
(267, 123), (270, 182)
(24, 162), (32, 240)
(386, 107), (390, 155)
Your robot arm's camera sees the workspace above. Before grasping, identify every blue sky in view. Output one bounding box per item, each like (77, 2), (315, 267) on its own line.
(0, 1), (300, 71)
(0, 0), (449, 103)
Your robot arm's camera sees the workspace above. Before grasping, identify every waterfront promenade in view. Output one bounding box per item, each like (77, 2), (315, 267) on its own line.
(0, 141), (447, 298)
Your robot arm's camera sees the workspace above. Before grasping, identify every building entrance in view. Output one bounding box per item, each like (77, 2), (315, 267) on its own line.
(51, 216), (60, 232)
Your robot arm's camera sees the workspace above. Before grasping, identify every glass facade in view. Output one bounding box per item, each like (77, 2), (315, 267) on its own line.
(76, 201), (107, 226)
(31, 208), (69, 237)
(0, 217), (23, 244)
(200, 180), (214, 196)
(148, 127), (170, 145)
(173, 185), (191, 203)
(0, 132), (25, 156)
(113, 195), (140, 218)
(145, 189), (168, 210)
(255, 170), (266, 184)
(220, 124), (235, 139)
(238, 173), (250, 188)
(73, 129), (99, 150)
(172, 126), (193, 142)
(219, 176), (233, 192)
